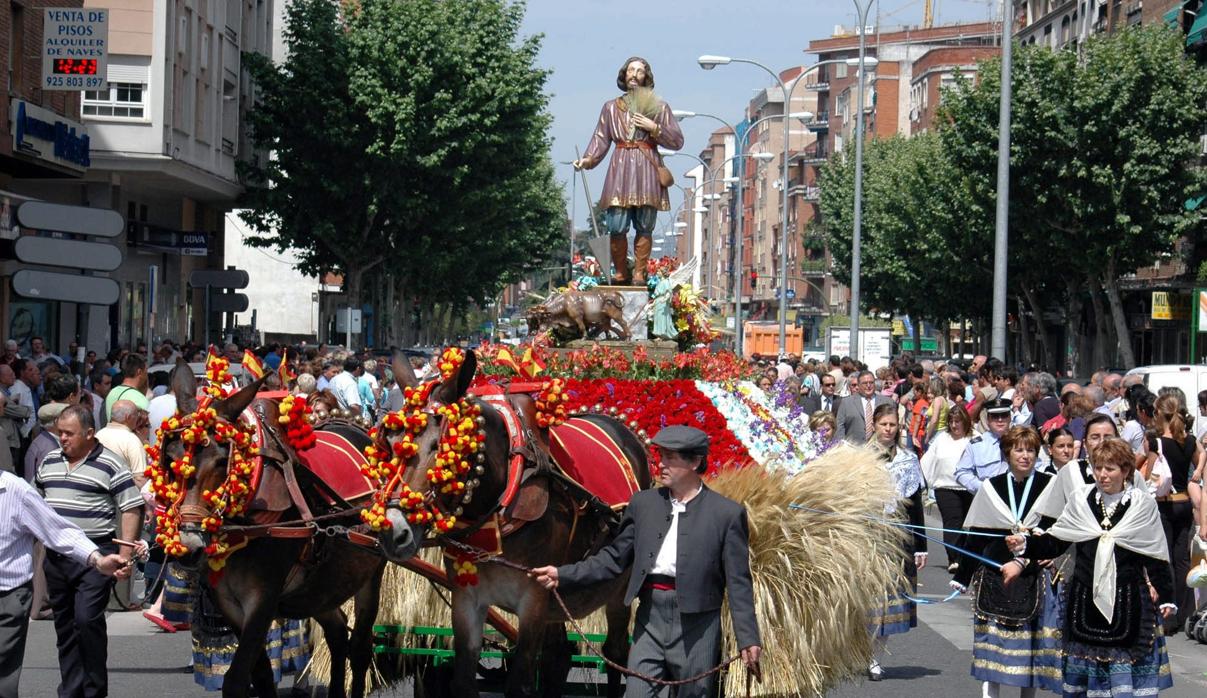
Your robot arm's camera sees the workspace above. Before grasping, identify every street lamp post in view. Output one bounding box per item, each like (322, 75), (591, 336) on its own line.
(698, 54), (867, 358)
(850, 0), (875, 361)
(677, 109), (797, 355)
(991, 0), (1013, 359)
(559, 160), (578, 282)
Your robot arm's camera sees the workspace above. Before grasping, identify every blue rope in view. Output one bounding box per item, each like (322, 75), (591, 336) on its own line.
(788, 503), (1008, 569)
(907, 589), (963, 605)
(787, 503), (1003, 537)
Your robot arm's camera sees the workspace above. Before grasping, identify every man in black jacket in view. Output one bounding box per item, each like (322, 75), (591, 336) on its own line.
(531, 426), (761, 697)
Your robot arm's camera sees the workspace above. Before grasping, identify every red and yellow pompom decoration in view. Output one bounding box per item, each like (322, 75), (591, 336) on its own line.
(277, 394), (317, 451)
(360, 347), (486, 537)
(534, 378), (568, 429)
(203, 353), (233, 399)
(438, 347), (466, 380)
(452, 556), (480, 586)
(144, 400), (261, 571)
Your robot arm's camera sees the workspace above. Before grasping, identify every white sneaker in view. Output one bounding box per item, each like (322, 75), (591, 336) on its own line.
(868, 659), (883, 681)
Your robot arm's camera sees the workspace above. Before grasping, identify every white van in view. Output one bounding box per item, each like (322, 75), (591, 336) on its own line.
(1124, 365), (1207, 404)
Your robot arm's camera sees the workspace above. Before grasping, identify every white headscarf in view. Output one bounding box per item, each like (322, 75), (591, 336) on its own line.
(1044, 483), (1168, 622)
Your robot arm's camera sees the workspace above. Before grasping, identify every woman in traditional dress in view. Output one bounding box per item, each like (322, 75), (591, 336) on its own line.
(1142, 394), (1202, 634)
(867, 402), (927, 681)
(920, 405), (973, 574)
(952, 426), (1062, 697)
(1006, 438), (1176, 698)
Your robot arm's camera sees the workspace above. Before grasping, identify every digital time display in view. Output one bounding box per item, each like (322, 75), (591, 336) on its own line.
(52, 59), (98, 76)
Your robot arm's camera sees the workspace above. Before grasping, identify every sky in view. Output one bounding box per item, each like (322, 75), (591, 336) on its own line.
(518, 0), (998, 245)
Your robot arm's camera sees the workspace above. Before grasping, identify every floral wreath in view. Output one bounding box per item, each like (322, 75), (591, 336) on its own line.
(144, 398), (261, 570)
(361, 348), (486, 537)
(144, 349), (261, 570)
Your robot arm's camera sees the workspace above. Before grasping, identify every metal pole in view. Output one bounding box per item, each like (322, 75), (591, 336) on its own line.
(568, 162), (577, 281)
(204, 284), (211, 349)
(346, 305), (353, 351)
(850, 0), (872, 362)
(734, 146), (746, 355)
(991, 0), (1013, 360)
(778, 82), (792, 357)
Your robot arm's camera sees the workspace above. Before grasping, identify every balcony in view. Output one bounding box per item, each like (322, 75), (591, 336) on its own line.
(804, 79), (830, 92)
(791, 144), (828, 166)
(801, 258), (829, 275)
(806, 112), (829, 131)
(788, 185), (821, 202)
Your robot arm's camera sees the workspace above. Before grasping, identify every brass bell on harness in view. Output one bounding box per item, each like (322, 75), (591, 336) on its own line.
(463, 492), (473, 503)
(475, 416), (486, 427)
(474, 465), (485, 475)
(454, 506), (463, 516)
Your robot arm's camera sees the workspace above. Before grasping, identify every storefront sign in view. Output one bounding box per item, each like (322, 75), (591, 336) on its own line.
(11, 101), (89, 172)
(1198, 291), (1207, 333)
(1151, 291), (1189, 321)
(41, 9), (108, 90)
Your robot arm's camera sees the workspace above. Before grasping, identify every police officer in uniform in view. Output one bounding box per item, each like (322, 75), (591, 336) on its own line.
(531, 425), (761, 698)
(954, 398), (1013, 494)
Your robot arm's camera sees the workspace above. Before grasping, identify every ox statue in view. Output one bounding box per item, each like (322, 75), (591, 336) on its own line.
(525, 288), (630, 341)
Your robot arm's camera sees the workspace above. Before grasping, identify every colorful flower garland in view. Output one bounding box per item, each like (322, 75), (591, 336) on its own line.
(360, 348), (486, 537)
(534, 378), (568, 428)
(144, 399), (261, 570)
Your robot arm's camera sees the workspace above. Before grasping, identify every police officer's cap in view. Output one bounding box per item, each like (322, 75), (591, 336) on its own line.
(985, 397), (1013, 415)
(650, 425), (709, 456)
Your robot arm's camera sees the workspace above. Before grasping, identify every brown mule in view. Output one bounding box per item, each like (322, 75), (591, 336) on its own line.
(378, 350), (651, 698)
(159, 361), (386, 698)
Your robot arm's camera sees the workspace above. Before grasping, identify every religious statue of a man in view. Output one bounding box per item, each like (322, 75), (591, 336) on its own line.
(574, 57), (684, 286)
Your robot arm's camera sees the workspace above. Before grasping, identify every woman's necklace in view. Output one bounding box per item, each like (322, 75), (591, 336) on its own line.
(1094, 487), (1131, 530)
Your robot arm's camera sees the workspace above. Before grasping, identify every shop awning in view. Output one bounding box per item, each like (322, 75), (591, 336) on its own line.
(1189, 10), (1207, 48)
(1164, 7), (1181, 27)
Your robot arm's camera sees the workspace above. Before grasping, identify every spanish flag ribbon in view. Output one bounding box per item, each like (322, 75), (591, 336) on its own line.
(242, 350), (265, 380)
(494, 347), (523, 375)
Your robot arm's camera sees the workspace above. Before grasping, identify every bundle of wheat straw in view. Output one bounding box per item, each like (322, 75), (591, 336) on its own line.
(709, 444), (906, 697)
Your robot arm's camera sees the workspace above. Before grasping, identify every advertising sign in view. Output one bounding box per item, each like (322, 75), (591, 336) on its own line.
(1151, 291), (1189, 321)
(42, 9), (108, 90)
(825, 327), (893, 371)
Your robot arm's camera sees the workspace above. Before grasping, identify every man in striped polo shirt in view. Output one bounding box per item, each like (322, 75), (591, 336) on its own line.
(36, 405), (143, 698)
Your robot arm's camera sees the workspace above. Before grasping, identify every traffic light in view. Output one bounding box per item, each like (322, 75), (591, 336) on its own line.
(750, 270), (758, 289)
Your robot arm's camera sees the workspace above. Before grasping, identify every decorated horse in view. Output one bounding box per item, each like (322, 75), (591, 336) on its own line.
(149, 359), (386, 698)
(366, 348), (651, 698)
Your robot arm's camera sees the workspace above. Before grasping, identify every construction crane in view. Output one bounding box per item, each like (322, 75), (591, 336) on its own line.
(923, 0), (934, 28)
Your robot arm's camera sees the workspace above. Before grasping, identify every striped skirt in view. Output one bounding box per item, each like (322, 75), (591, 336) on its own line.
(161, 563), (195, 625)
(191, 581), (310, 691)
(971, 568), (1063, 691)
(1060, 585), (1173, 698)
(870, 572), (918, 637)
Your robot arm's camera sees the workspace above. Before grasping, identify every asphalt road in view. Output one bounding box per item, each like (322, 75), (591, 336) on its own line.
(17, 514), (1207, 697)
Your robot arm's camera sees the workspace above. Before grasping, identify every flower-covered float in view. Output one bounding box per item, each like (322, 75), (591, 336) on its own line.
(304, 341), (910, 698)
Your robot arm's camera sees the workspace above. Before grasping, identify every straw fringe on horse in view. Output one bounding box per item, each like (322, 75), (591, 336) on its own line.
(305, 444), (905, 697)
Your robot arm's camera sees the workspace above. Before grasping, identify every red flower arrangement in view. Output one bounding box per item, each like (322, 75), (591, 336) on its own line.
(555, 378), (754, 476)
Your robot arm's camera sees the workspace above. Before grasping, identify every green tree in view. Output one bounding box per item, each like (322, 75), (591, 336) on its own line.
(820, 133), (983, 349)
(940, 27), (1207, 369)
(239, 0), (565, 341)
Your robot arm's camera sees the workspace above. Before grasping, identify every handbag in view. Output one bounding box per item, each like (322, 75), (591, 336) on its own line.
(1147, 437), (1173, 497)
(638, 145), (674, 188)
(971, 565), (1044, 627)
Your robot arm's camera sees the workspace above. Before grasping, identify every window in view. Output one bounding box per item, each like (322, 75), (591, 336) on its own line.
(83, 83), (148, 118)
(835, 62), (848, 79)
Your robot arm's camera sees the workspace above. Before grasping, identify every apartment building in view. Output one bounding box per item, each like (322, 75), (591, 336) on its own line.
(0, 0), (94, 352)
(7, 0), (273, 350)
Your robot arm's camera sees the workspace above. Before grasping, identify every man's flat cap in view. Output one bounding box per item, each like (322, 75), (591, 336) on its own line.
(650, 425), (709, 455)
(985, 397), (1013, 415)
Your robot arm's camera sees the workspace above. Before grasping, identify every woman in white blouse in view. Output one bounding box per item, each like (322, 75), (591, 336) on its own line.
(920, 405), (972, 574)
